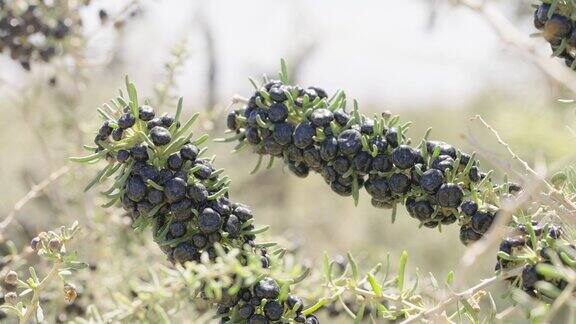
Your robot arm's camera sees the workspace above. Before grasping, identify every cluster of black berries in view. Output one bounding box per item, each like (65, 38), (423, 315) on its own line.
(0, 0), (84, 70)
(533, 2), (576, 69)
(217, 277), (319, 324)
(84, 90), (319, 323)
(496, 222), (575, 300)
(226, 80), (516, 245)
(93, 104), (260, 265)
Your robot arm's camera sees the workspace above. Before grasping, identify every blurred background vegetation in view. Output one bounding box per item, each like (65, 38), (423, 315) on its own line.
(1, 0), (575, 322)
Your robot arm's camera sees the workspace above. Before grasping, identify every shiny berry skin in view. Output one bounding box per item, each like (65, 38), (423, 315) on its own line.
(385, 128), (399, 148)
(264, 300), (283, 321)
(391, 145), (417, 170)
(431, 155), (454, 172)
(130, 144), (149, 161)
(118, 112), (136, 129)
(333, 109), (350, 126)
(180, 144), (199, 161)
(268, 102), (289, 123)
(332, 156), (350, 174)
(293, 122), (315, 149)
(224, 215), (241, 238)
(150, 126), (171, 146)
(111, 128), (123, 141)
(412, 200), (434, 221)
(272, 122), (293, 146)
(365, 177), (390, 200)
(426, 141), (456, 158)
(98, 121), (113, 137)
(269, 86), (287, 102)
(138, 105), (155, 121)
(126, 176), (147, 202)
(372, 154), (393, 172)
(319, 136), (338, 161)
(254, 277), (280, 299)
(164, 178), (187, 203)
(436, 183), (463, 208)
(353, 151), (373, 174)
(161, 114), (176, 128)
(310, 108), (334, 127)
(460, 200), (478, 216)
(116, 149), (130, 163)
(389, 173), (411, 194)
(337, 129), (362, 155)
(147, 118), (163, 129)
(198, 208), (222, 234)
(286, 294), (304, 313)
(167, 153), (183, 170)
(471, 210), (494, 234)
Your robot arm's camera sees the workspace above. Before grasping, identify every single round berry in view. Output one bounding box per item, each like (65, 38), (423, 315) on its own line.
(337, 129), (362, 155)
(471, 211), (494, 235)
(264, 300), (283, 321)
(268, 102), (289, 123)
(310, 108), (334, 127)
(111, 128), (123, 141)
(198, 208), (222, 234)
(126, 176), (147, 202)
(191, 233), (208, 249)
(254, 277), (280, 299)
(172, 242), (199, 263)
(167, 153), (183, 170)
(225, 215), (241, 238)
(130, 144), (149, 161)
(118, 112), (136, 129)
(320, 136), (338, 161)
(365, 177), (390, 200)
(412, 200), (434, 221)
(372, 154), (393, 172)
(293, 122), (315, 149)
(333, 109), (350, 126)
(460, 200), (478, 216)
(353, 151), (373, 174)
(116, 149), (130, 163)
(389, 173), (411, 194)
(391, 145), (417, 170)
(164, 177), (187, 203)
(420, 169), (444, 194)
(138, 105), (155, 121)
(286, 294), (304, 313)
(436, 183), (463, 208)
(272, 122), (294, 146)
(180, 144), (199, 161)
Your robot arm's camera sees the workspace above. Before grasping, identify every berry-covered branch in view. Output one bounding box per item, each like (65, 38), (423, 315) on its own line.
(71, 79), (320, 323)
(221, 61), (576, 307)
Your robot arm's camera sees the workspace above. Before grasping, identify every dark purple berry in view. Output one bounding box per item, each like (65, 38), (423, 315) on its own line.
(337, 129), (362, 155)
(198, 208), (222, 233)
(436, 183), (463, 208)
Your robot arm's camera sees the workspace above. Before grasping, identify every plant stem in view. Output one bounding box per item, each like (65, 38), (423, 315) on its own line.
(19, 260), (61, 324)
